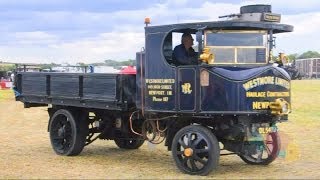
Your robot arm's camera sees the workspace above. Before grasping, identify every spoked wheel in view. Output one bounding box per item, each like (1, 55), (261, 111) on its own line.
(114, 138), (145, 149)
(239, 132), (280, 165)
(49, 109), (88, 156)
(172, 125), (220, 176)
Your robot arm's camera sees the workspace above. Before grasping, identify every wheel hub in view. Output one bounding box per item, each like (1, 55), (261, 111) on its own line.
(184, 148), (193, 157)
(58, 126), (65, 137)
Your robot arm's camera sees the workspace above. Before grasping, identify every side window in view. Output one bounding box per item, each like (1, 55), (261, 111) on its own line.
(172, 32), (183, 50)
(163, 31), (198, 66)
(163, 33), (173, 64)
(172, 32), (198, 53)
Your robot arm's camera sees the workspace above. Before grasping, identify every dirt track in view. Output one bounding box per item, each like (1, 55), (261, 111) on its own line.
(0, 82), (320, 179)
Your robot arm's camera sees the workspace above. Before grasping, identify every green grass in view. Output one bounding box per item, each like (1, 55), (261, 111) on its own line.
(290, 80), (320, 124)
(0, 89), (14, 101)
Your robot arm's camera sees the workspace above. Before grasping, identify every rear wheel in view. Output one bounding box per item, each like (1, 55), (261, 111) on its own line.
(114, 138), (145, 149)
(172, 125), (220, 176)
(239, 132), (280, 165)
(49, 109), (88, 156)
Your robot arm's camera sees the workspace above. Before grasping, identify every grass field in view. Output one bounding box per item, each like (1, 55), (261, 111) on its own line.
(0, 88), (13, 101)
(0, 80), (319, 179)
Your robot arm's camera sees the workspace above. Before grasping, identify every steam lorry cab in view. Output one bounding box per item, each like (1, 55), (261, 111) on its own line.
(15, 4), (293, 176)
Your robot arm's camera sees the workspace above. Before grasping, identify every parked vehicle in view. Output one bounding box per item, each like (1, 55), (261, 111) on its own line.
(15, 4), (293, 175)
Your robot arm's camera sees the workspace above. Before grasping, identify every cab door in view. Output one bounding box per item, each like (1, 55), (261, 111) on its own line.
(178, 67), (197, 111)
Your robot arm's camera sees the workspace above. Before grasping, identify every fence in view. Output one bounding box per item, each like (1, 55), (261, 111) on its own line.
(295, 58), (320, 79)
(0, 80), (13, 89)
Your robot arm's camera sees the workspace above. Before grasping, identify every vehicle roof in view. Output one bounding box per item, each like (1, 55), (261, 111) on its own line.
(145, 20), (293, 34)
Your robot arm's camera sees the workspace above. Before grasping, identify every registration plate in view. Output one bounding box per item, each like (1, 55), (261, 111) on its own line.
(258, 126), (277, 134)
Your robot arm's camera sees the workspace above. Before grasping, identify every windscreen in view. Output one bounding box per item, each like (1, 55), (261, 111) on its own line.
(206, 33), (264, 46)
(205, 31), (267, 64)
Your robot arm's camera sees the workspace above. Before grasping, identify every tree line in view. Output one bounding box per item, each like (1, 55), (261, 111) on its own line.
(91, 59), (136, 69)
(281, 51), (320, 61)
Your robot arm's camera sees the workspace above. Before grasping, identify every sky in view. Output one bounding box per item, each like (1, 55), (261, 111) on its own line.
(1, 0), (320, 64)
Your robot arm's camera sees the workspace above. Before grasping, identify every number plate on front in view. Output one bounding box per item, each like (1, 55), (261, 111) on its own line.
(258, 126), (277, 134)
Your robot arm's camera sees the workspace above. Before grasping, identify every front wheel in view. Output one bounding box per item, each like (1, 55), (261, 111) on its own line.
(239, 132), (280, 165)
(172, 125), (220, 176)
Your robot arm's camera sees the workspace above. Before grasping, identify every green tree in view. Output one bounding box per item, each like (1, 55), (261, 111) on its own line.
(287, 53), (299, 62)
(298, 51), (320, 59)
(104, 59), (136, 67)
(120, 59), (136, 66)
(39, 63), (59, 71)
(76, 62), (86, 66)
(0, 64), (15, 72)
(104, 59), (121, 66)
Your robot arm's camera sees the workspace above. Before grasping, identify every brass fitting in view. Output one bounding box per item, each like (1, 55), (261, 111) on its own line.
(269, 98), (290, 115)
(200, 47), (214, 64)
(278, 52), (288, 64)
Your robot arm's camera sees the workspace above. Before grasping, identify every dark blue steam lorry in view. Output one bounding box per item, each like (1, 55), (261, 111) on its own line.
(15, 5), (293, 175)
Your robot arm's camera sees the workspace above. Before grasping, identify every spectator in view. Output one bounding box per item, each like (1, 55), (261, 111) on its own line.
(10, 72), (15, 82)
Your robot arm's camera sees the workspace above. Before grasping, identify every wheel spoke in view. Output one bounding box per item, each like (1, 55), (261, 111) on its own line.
(263, 143), (272, 155)
(65, 141), (71, 148)
(176, 151), (184, 155)
(257, 150), (263, 162)
(189, 158), (198, 171)
(178, 138), (187, 149)
(193, 154), (207, 165)
(58, 120), (63, 127)
(195, 148), (209, 154)
(187, 133), (192, 146)
(182, 157), (188, 167)
(60, 118), (67, 126)
(191, 135), (203, 147)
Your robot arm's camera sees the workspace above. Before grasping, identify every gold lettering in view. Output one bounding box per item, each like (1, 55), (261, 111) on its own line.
(246, 92), (266, 97)
(146, 79), (175, 102)
(267, 91), (290, 97)
(252, 101), (270, 109)
(181, 83), (192, 94)
(152, 97), (163, 102)
(275, 77), (290, 89)
(145, 79), (175, 84)
(243, 77), (290, 91)
(148, 91), (165, 95)
(160, 85), (172, 90)
(243, 76), (274, 91)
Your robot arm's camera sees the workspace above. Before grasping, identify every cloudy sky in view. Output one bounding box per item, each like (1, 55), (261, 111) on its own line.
(1, 0), (319, 64)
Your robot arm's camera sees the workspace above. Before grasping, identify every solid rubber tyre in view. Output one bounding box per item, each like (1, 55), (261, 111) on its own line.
(49, 109), (88, 156)
(239, 132), (280, 165)
(172, 125), (220, 175)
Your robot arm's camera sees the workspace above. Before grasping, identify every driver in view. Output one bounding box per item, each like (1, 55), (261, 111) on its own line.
(172, 33), (198, 65)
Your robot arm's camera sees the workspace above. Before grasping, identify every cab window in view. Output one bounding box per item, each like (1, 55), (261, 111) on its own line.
(163, 31), (198, 66)
(205, 30), (268, 64)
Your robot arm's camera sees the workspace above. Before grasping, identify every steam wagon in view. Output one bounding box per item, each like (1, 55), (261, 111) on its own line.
(15, 4), (293, 175)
